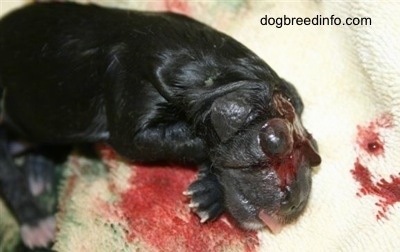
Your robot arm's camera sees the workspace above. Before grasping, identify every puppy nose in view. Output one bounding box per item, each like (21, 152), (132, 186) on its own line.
(280, 186), (305, 215)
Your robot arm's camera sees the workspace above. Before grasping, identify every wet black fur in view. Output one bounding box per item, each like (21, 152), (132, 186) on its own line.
(0, 1), (312, 241)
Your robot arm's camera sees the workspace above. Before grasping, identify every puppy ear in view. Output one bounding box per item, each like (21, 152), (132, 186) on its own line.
(210, 90), (253, 142)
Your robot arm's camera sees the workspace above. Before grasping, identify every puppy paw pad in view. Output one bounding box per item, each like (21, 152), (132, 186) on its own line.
(21, 216), (56, 249)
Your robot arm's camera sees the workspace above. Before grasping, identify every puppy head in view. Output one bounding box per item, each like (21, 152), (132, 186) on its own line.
(209, 84), (321, 232)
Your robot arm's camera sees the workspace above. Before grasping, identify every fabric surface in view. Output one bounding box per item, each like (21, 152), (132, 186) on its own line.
(0, 0), (399, 251)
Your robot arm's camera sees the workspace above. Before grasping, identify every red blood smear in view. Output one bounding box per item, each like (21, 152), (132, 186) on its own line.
(165, 0), (190, 15)
(356, 113), (393, 156)
(269, 93), (321, 188)
(273, 151), (300, 188)
(351, 159), (400, 220)
(117, 164), (258, 252)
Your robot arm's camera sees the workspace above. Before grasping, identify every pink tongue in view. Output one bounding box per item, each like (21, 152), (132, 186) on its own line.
(258, 210), (283, 234)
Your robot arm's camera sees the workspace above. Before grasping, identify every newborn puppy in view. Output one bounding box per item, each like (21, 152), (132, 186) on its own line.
(0, 2), (321, 248)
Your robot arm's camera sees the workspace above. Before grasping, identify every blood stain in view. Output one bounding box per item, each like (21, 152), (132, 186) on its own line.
(165, 0), (190, 15)
(352, 113), (400, 219)
(351, 159), (400, 219)
(355, 113), (393, 156)
(114, 164), (258, 252)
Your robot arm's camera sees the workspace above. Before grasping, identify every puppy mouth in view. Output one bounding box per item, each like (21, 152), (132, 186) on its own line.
(258, 210), (283, 234)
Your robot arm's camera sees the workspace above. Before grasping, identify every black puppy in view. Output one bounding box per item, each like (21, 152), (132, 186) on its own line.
(0, 2), (321, 248)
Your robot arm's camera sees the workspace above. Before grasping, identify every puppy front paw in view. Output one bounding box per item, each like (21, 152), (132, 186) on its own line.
(20, 216), (56, 249)
(184, 173), (225, 223)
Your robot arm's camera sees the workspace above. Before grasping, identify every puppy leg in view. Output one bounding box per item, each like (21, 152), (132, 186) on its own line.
(132, 127), (226, 222)
(109, 118), (226, 222)
(184, 163), (225, 223)
(124, 121), (226, 222)
(0, 133), (56, 248)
